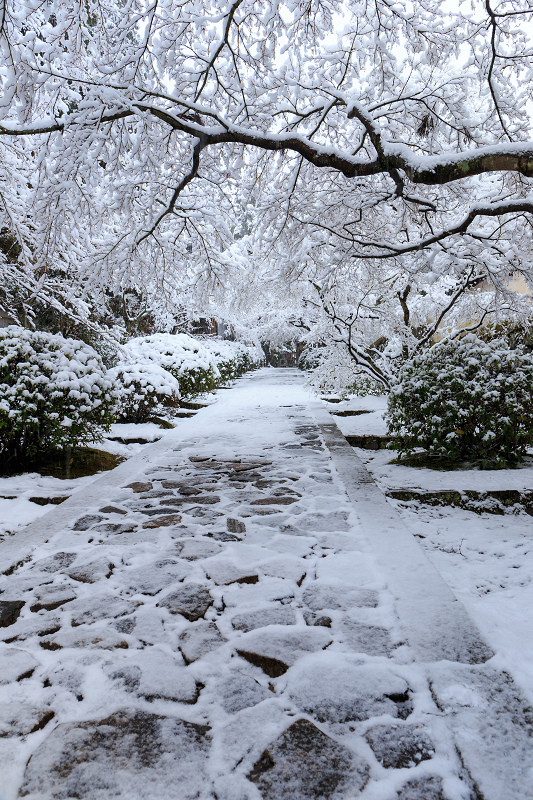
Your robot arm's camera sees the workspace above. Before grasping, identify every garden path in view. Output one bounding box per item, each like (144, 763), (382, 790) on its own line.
(0, 369), (531, 800)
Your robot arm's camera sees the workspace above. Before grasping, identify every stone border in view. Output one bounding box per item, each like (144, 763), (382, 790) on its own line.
(312, 402), (533, 800)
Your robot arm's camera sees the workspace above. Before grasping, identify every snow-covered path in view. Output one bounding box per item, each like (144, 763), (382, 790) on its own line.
(0, 369), (531, 800)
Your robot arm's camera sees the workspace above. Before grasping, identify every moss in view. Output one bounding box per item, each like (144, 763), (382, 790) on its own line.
(1, 447), (125, 479)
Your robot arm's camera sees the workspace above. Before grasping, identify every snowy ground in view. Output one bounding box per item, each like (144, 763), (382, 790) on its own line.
(0, 398), (219, 543)
(329, 394), (533, 705)
(0, 369), (531, 800)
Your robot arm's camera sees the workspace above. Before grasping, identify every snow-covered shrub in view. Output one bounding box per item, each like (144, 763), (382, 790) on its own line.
(386, 334), (533, 467)
(122, 333), (219, 398)
(108, 363), (180, 423)
(202, 339), (264, 383)
(0, 326), (117, 463)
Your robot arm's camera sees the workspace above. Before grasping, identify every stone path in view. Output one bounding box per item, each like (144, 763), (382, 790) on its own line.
(0, 369), (531, 800)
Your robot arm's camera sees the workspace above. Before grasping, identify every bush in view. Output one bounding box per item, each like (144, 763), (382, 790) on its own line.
(0, 326), (117, 463)
(202, 339), (264, 382)
(108, 363), (181, 423)
(122, 333), (219, 398)
(386, 334), (533, 467)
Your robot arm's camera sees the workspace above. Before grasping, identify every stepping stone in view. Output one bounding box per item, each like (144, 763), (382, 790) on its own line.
(231, 607), (296, 633)
(304, 612), (332, 628)
(203, 558), (260, 586)
(124, 481), (153, 492)
(138, 506), (180, 516)
(124, 559), (191, 595)
(69, 594), (139, 627)
(142, 513), (182, 528)
(341, 620), (394, 656)
(303, 584), (379, 611)
(396, 776), (445, 799)
(218, 673), (271, 713)
(32, 552), (77, 573)
(40, 627), (131, 650)
(134, 648), (198, 701)
(92, 522), (137, 534)
(0, 600), (24, 627)
(19, 710), (210, 799)
(0, 701), (55, 737)
(68, 556), (114, 583)
(260, 556), (306, 583)
(139, 489), (174, 498)
(236, 628), (332, 677)
(247, 719), (369, 799)
(250, 497), (298, 506)
(227, 518), (246, 533)
(365, 724), (435, 768)
(179, 621), (227, 663)
(175, 539), (223, 561)
(286, 657), (411, 723)
(73, 514), (104, 531)
(0, 647), (38, 683)
(31, 586), (77, 612)
(298, 512), (350, 532)
(208, 532), (241, 542)
(157, 584), (213, 621)
(99, 506), (127, 515)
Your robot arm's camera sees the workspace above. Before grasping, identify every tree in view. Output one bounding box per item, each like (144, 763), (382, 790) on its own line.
(1, 0), (533, 342)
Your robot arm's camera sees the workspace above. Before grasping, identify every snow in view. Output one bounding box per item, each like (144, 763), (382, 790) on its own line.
(0, 370), (531, 798)
(107, 422), (167, 442)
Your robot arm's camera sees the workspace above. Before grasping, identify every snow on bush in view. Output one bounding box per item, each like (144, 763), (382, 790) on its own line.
(201, 339), (264, 383)
(0, 326), (117, 463)
(122, 333), (219, 398)
(386, 334), (533, 467)
(108, 363), (181, 423)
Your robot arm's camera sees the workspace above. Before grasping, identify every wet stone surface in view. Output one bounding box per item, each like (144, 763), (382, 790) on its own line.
(0, 371), (497, 799)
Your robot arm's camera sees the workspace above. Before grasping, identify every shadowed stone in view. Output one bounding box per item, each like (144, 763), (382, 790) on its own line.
(365, 725), (435, 769)
(19, 710), (210, 799)
(73, 515), (103, 531)
(0, 601), (24, 628)
(396, 776), (445, 800)
(157, 584), (213, 621)
(142, 513), (182, 528)
(124, 481), (152, 492)
(227, 518), (246, 534)
(247, 719), (369, 799)
(179, 621), (227, 663)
